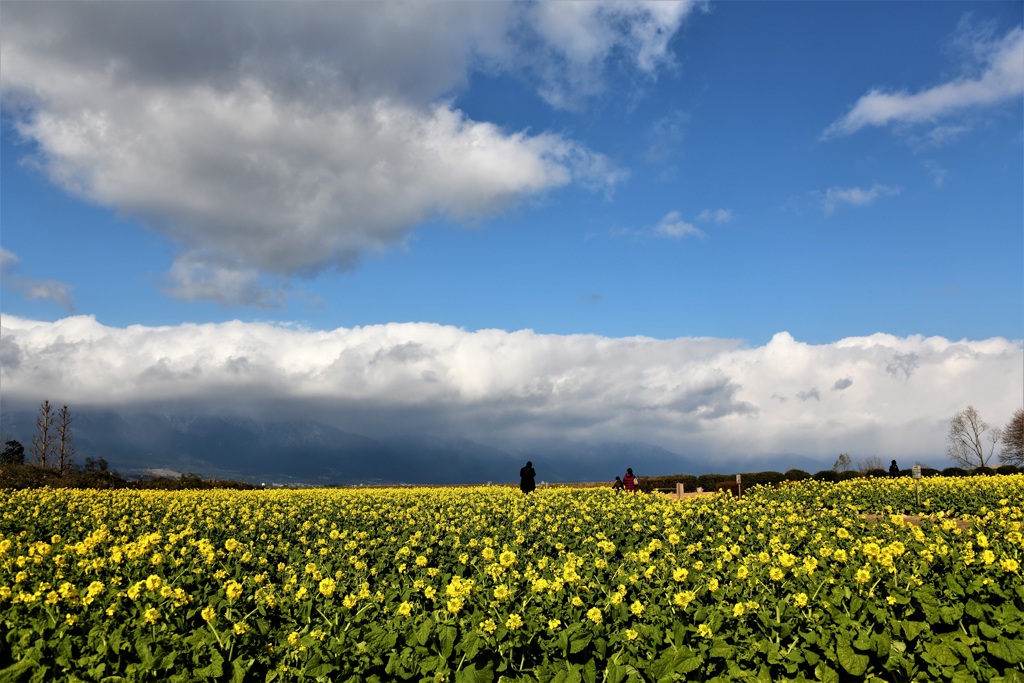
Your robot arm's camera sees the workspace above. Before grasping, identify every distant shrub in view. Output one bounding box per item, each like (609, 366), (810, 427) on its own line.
(784, 469), (811, 481)
(970, 467), (996, 477)
(697, 474), (731, 491)
(740, 471), (786, 489)
(0, 463), (258, 491)
(864, 468), (889, 478)
(837, 470), (860, 481)
(920, 467), (940, 477)
(637, 474), (698, 493)
(996, 465), (1019, 475)
(941, 467), (968, 477)
(714, 481), (739, 497)
(0, 464), (64, 489)
(812, 470), (839, 482)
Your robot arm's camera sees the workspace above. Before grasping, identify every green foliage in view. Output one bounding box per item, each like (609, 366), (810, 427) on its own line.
(1, 440), (26, 466)
(0, 463), (258, 491)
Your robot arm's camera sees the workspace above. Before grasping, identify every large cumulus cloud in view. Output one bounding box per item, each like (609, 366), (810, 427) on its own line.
(0, 1), (693, 305)
(2, 316), (1020, 463)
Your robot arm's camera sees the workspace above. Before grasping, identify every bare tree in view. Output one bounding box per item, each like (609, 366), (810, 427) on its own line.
(946, 405), (1002, 469)
(833, 453), (852, 472)
(1001, 408), (1024, 467)
(56, 404), (76, 474)
(857, 455), (884, 472)
(29, 400), (55, 468)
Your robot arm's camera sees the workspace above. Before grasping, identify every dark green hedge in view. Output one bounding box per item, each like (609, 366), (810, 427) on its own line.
(0, 464), (259, 490)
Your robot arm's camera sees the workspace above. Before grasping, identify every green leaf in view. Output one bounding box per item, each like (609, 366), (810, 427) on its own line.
(874, 630), (892, 659)
(414, 619), (432, 647)
(814, 662), (839, 683)
(193, 650), (225, 679)
(455, 663), (494, 683)
(230, 657), (248, 683)
(980, 622), (1001, 640)
(303, 663), (337, 679)
(924, 643), (960, 668)
(678, 656), (703, 674)
(965, 600), (985, 620)
(940, 604), (964, 625)
(988, 638), (1024, 665)
(438, 624), (457, 659)
(951, 670), (978, 683)
(569, 633), (592, 655)
(0, 657), (39, 682)
(582, 659), (597, 683)
(605, 660), (628, 683)
(837, 639), (869, 676)
(458, 630), (483, 661)
(709, 640), (735, 660)
(903, 621), (928, 641)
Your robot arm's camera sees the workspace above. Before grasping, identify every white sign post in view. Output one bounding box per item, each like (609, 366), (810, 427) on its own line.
(912, 465), (922, 506)
(736, 474), (742, 498)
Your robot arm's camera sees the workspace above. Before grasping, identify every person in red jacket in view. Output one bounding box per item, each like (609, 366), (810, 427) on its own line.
(623, 468), (637, 492)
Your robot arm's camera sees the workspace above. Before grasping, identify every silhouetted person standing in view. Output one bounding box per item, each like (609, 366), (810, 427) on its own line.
(520, 461), (536, 493)
(623, 468), (637, 492)
(889, 460), (900, 478)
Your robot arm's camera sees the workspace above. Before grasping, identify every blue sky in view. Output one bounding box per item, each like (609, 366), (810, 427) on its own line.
(1, 1), (1022, 467)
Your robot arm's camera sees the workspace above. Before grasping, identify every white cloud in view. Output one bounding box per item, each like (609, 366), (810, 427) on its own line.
(2, 316), (1020, 464)
(0, 2), (689, 305)
(696, 208), (734, 223)
(821, 183), (900, 213)
(528, 2), (698, 109)
(923, 160), (948, 188)
(824, 24), (1024, 139)
(0, 247), (74, 310)
(655, 211), (705, 239)
(0, 248), (17, 270)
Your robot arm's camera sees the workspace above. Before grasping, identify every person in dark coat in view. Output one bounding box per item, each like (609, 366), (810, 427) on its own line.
(520, 461), (536, 493)
(612, 476), (624, 492)
(889, 460), (900, 478)
(623, 468), (637, 492)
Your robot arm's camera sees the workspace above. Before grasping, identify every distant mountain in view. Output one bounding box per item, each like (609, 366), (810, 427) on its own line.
(0, 409), (707, 485)
(3, 408), (848, 484)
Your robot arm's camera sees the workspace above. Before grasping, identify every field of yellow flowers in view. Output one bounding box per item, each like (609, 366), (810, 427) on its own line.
(1, 475), (1022, 682)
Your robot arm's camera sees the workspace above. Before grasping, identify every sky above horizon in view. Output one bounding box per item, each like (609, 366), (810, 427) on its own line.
(1, 1), (1022, 468)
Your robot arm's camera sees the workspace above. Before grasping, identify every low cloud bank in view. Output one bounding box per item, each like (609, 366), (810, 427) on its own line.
(2, 315), (1020, 465)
